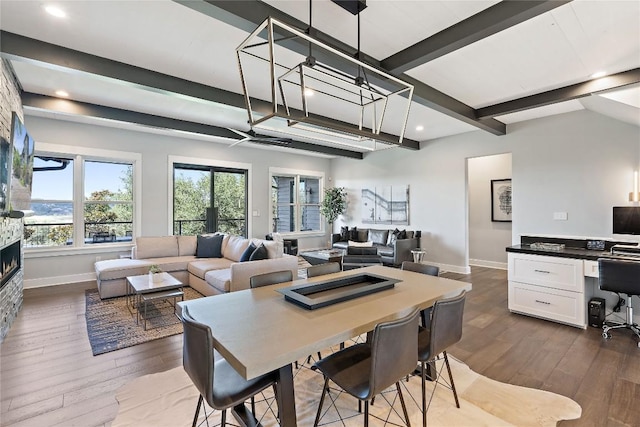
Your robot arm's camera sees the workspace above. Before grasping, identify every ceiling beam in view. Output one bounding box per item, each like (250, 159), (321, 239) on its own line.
(21, 92), (364, 159)
(476, 68), (640, 119)
(381, 1), (572, 74)
(1, 31), (416, 150)
(175, 0), (506, 136)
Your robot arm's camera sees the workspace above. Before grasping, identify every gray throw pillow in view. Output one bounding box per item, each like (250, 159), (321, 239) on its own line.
(240, 242), (257, 262)
(249, 243), (269, 261)
(196, 234), (224, 258)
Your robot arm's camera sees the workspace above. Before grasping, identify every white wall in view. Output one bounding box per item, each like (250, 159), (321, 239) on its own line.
(22, 116), (332, 287)
(332, 110), (640, 273)
(468, 153), (512, 269)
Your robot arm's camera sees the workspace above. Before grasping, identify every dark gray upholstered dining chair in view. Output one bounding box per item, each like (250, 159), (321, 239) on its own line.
(417, 291), (466, 427)
(312, 308), (420, 426)
(402, 261), (440, 327)
(598, 258), (640, 346)
(181, 306), (280, 427)
(307, 262), (341, 278)
(249, 269), (293, 288)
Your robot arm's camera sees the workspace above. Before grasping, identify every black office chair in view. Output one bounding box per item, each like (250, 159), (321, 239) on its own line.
(249, 270), (293, 288)
(181, 306), (280, 427)
(307, 262), (341, 278)
(342, 246), (382, 271)
(402, 261), (440, 326)
(417, 291), (466, 427)
(312, 308), (420, 426)
(598, 258), (640, 346)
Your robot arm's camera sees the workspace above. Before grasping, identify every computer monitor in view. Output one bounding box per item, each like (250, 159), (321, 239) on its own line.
(613, 206), (640, 235)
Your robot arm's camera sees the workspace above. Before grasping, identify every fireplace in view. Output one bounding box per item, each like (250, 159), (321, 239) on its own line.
(0, 240), (21, 290)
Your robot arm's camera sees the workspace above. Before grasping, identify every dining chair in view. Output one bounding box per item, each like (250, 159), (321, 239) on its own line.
(306, 262), (341, 278)
(402, 261), (439, 327)
(417, 291), (466, 427)
(249, 270), (293, 288)
(313, 308), (420, 426)
(181, 306), (280, 427)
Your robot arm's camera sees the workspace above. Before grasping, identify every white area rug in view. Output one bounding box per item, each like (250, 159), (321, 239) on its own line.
(112, 356), (581, 426)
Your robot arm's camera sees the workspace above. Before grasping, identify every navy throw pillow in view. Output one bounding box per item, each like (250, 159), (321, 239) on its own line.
(196, 234), (224, 258)
(240, 242), (257, 262)
(249, 244), (269, 261)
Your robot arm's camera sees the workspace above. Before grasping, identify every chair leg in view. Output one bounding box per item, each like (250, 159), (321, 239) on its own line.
(314, 376), (330, 427)
(443, 351), (460, 408)
(251, 396), (256, 415)
(221, 409), (227, 427)
(364, 400), (369, 427)
(192, 395), (203, 427)
(396, 382), (411, 427)
(421, 362), (427, 427)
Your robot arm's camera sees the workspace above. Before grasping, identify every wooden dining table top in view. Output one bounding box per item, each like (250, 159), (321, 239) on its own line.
(178, 265), (472, 380)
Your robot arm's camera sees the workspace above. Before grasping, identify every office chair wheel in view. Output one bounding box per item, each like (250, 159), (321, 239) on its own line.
(602, 332), (611, 339)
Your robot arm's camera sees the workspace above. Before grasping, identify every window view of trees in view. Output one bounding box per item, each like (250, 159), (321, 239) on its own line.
(173, 165), (247, 237)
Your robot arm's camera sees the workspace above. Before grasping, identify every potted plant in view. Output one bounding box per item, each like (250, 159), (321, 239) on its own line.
(320, 187), (347, 244)
(148, 264), (163, 283)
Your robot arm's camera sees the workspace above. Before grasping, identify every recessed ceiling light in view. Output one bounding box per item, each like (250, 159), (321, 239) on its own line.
(55, 90), (69, 98)
(304, 88), (314, 97)
(44, 5), (66, 18)
(591, 71), (607, 79)
(415, 125), (424, 131)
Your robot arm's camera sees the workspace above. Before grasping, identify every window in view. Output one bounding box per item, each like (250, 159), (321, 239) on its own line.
(270, 168), (323, 234)
(173, 164), (248, 237)
(25, 144), (140, 249)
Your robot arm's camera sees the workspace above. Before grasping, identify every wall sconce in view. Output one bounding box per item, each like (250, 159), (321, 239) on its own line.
(630, 170), (639, 203)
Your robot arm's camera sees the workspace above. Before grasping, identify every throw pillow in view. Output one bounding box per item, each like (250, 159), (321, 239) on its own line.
(387, 228), (400, 246)
(348, 226), (358, 241)
(249, 243), (269, 261)
(240, 242), (257, 262)
(340, 226), (349, 241)
(348, 240), (373, 247)
(196, 234), (224, 258)
(397, 229), (407, 240)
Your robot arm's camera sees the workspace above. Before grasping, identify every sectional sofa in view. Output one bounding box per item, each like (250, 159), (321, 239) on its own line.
(94, 234), (298, 299)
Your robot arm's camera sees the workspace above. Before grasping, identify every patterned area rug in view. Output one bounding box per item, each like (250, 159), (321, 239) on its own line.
(85, 287), (203, 356)
(111, 355), (581, 426)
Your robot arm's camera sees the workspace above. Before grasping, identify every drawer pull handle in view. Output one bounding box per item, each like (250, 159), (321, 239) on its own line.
(535, 299), (551, 305)
(534, 269), (550, 274)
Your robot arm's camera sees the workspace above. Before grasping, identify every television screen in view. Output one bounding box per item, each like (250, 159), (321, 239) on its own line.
(0, 136), (11, 213)
(613, 206), (640, 235)
(9, 112), (35, 212)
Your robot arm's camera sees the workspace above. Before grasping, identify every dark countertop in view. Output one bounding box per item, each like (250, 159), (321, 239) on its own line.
(506, 244), (639, 261)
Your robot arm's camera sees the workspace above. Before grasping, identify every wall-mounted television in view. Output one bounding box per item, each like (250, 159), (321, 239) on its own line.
(613, 206), (640, 235)
(9, 112), (35, 212)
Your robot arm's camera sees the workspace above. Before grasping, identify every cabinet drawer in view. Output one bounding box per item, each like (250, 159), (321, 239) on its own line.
(508, 281), (585, 328)
(584, 260), (599, 278)
(508, 253), (584, 292)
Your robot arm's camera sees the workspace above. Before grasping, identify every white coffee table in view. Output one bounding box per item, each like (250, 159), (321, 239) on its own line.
(126, 273), (184, 330)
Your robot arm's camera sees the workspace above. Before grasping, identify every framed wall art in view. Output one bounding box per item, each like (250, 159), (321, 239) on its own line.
(491, 179), (512, 222)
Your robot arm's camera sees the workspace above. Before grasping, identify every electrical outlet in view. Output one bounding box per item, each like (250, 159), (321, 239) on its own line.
(553, 212), (568, 221)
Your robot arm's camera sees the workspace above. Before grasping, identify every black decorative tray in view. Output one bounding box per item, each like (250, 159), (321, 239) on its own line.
(277, 273), (399, 310)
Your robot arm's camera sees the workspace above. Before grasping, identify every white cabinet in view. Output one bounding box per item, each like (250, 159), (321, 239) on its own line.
(508, 253), (587, 328)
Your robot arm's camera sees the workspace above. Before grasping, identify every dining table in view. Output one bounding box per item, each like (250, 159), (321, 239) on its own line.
(177, 264), (472, 427)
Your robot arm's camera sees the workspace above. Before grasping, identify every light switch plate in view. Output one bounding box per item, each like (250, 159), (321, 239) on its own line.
(553, 212), (568, 220)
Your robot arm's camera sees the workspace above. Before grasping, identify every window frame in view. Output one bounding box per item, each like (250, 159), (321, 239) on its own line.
(25, 142), (141, 255)
(269, 167), (325, 237)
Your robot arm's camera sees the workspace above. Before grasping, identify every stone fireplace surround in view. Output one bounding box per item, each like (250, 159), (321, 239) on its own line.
(0, 217), (23, 342)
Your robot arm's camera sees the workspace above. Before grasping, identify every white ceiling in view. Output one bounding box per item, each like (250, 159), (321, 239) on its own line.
(0, 0), (638, 157)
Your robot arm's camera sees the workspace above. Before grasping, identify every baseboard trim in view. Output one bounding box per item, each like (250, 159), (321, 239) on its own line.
(469, 259), (507, 270)
(24, 272), (97, 289)
(435, 263), (471, 275)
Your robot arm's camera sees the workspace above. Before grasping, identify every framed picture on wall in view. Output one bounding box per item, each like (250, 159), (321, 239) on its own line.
(491, 179), (512, 222)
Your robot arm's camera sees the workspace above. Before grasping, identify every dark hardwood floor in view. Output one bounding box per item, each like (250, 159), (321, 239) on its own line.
(1, 267), (639, 426)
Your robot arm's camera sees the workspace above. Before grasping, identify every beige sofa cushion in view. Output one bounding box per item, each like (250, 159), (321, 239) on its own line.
(223, 235), (250, 262)
(95, 259), (153, 281)
(143, 255), (196, 273)
(177, 235), (197, 256)
(188, 258), (233, 279)
(204, 269), (231, 293)
(135, 236), (179, 259)
(251, 238), (283, 258)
